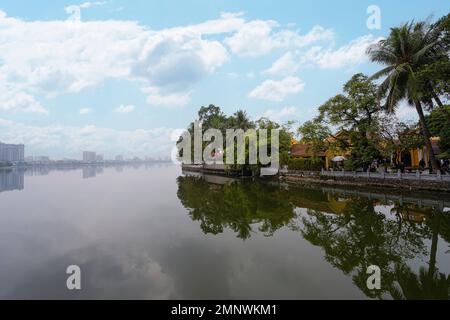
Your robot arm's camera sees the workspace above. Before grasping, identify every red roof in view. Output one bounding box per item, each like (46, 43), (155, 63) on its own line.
(291, 144), (326, 157)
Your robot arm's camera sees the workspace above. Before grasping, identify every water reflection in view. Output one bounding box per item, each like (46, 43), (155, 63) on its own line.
(177, 173), (450, 299)
(1, 165), (449, 299)
(0, 169), (24, 193)
(1, 163), (173, 191)
(82, 166), (104, 179)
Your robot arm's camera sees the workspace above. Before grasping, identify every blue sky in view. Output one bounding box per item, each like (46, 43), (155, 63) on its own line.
(0, 0), (448, 159)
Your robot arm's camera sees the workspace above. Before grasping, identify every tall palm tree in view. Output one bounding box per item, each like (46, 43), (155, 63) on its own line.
(368, 21), (444, 171)
(231, 110), (255, 131)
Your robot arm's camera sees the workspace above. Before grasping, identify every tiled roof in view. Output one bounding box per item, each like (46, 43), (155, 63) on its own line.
(291, 144), (326, 157)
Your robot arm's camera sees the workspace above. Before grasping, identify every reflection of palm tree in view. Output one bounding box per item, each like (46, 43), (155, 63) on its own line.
(390, 265), (450, 300)
(392, 205), (450, 300)
(300, 196), (450, 299)
(177, 175), (450, 299)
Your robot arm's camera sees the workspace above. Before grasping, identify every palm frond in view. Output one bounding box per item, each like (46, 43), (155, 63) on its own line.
(370, 66), (395, 80)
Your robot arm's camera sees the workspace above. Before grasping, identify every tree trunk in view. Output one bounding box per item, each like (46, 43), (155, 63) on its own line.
(428, 210), (441, 279)
(432, 92), (444, 108)
(414, 100), (441, 172)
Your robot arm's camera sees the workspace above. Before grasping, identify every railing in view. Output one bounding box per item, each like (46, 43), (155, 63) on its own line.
(183, 164), (450, 183)
(321, 169), (450, 183)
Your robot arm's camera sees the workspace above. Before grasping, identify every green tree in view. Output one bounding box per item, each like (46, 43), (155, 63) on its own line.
(227, 110), (256, 131)
(297, 120), (331, 156)
(198, 104), (228, 132)
(315, 73), (383, 170)
(416, 14), (450, 111)
(368, 19), (449, 171)
(425, 105), (450, 156)
(379, 119), (425, 166)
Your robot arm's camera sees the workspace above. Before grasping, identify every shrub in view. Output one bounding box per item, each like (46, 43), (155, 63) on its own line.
(288, 157), (324, 171)
(280, 151), (290, 167)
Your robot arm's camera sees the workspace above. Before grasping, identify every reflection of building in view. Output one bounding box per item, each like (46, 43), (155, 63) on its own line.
(82, 166), (104, 179)
(290, 192), (350, 215)
(0, 170), (25, 193)
(83, 151), (96, 162)
(0, 142), (25, 162)
(82, 166), (97, 179)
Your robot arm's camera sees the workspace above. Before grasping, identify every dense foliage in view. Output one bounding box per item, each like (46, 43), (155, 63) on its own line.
(288, 158), (324, 171)
(178, 104), (294, 172)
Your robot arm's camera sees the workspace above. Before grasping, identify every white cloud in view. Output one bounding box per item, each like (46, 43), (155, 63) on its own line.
(0, 9), (370, 116)
(248, 76), (305, 102)
(0, 84), (48, 114)
(114, 104), (135, 113)
(263, 52), (299, 76)
(79, 108), (92, 115)
(224, 24), (334, 57)
(224, 20), (278, 57)
(143, 87), (192, 107)
(395, 102), (419, 122)
(170, 12), (245, 36)
(0, 10), (233, 113)
(0, 118), (177, 159)
(301, 35), (382, 69)
(262, 106), (298, 122)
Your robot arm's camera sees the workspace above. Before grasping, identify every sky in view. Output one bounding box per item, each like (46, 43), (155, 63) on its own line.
(0, 0), (448, 159)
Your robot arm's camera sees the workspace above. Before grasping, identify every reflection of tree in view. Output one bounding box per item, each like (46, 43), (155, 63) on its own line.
(177, 176), (295, 240)
(301, 198), (450, 299)
(177, 175), (450, 299)
(389, 207), (450, 299)
(390, 265), (450, 300)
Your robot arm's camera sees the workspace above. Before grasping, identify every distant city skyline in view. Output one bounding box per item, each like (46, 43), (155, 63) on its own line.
(0, 1), (448, 159)
(1, 140), (172, 162)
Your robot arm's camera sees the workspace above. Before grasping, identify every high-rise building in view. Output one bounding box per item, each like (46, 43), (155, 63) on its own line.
(0, 142), (25, 162)
(83, 151), (97, 162)
(115, 155), (124, 161)
(96, 154), (104, 161)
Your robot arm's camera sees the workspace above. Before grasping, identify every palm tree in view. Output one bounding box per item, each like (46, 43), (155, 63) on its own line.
(368, 21), (444, 171)
(230, 110), (255, 131)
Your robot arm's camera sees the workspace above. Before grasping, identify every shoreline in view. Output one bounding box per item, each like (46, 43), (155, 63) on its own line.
(280, 173), (450, 193)
(181, 165), (450, 193)
(279, 174), (450, 196)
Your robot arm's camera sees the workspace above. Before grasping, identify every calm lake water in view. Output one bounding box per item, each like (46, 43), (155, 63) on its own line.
(1, 164), (449, 299)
